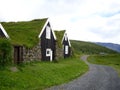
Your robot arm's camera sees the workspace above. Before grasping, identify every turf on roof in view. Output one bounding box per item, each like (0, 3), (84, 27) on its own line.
(1, 18), (47, 48)
(54, 30), (65, 48)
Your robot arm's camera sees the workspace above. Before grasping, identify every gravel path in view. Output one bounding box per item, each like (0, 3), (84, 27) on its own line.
(46, 55), (120, 90)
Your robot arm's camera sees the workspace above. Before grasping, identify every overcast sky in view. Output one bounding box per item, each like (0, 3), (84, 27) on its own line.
(0, 0), (120, 44)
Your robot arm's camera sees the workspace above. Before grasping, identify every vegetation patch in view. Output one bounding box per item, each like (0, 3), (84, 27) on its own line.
(0, 57), (88, 90)
(0, 38), (12, 67)
(71, 40), (118, 55)
(2, 18), (47, 48)
(88, 54), (120, 76)
(54, 30), (65, 48)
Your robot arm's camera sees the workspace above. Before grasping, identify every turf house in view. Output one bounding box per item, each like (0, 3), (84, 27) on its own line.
(0, 18), (57, 64)
(55, 30), (71, 59)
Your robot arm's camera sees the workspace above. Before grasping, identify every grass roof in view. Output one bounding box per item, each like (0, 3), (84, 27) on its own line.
(1, 18), (48, 48)
(54, 30), (65, 48)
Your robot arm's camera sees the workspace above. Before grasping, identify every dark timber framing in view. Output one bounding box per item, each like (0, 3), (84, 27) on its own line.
(39, 19), (56, 61)
(62, 32), (71, 58)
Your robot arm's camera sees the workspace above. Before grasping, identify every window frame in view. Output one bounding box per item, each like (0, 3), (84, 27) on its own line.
(46, 48), (51, 56)
(65, 45), (69, 54)
(46, 26), (51, 39)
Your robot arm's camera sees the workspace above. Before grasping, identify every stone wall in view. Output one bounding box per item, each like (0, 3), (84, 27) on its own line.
(23, 41), (42, 62)
(22, 41), (64, 62)
(56, 44), (63, 60)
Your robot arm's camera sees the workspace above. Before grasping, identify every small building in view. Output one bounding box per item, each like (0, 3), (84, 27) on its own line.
(1, 18), (56, 64)
(55, 30), (71, 59)
(62, 31), (71, 58)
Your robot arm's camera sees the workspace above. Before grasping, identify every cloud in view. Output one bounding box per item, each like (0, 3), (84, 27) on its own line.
(99, 11), (120, 17)
(0, 0), (120, 44)
(0, 0), (45, 21)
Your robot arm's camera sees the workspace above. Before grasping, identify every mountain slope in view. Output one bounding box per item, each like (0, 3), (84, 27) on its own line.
(71, 40), (118, 55)
(95, 42), (120, 53)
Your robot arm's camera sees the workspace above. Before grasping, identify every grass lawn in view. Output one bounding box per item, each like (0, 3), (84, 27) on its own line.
(0, 57), (88, 90)
(88, 54), (120, 76)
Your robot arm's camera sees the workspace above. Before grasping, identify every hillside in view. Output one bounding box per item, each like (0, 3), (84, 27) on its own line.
(71, 40), (118, 55)
(95, 42), (120, 53)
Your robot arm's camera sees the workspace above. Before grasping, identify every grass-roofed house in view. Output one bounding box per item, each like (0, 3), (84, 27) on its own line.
(55, 30), (71, 59)
(1, 18), (56, 64)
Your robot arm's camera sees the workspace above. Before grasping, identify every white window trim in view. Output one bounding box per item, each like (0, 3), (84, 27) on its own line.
(65, 34), (67, 41)
(65, 45), (69, 54)
(46, 48), (53, 62)
(46, 48), (51, 56)
(46, 26), (51, 39)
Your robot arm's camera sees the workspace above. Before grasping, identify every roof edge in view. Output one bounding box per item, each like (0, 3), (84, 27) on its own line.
(38, 18), (56, 40)
(0, 23), (10, 38)
(61, 31), (71, 47)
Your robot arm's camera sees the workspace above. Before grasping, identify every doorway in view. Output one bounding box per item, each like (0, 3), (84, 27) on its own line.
(14, 46), (23, 64)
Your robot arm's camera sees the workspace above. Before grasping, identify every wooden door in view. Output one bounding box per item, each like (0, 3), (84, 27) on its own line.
(14, 46), (23, 64)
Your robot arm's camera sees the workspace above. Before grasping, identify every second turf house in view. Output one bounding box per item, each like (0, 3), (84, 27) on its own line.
(55, 30), (72, 59)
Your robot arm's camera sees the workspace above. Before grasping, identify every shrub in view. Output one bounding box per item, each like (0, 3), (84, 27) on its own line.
(0, 38), (12, 66)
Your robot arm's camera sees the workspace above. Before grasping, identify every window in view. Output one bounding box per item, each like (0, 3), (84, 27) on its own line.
(65, 45), (68, 54)
(64, 34), (67, 41)
(46, 49), (51, 56)
(46, 26), (51, 39)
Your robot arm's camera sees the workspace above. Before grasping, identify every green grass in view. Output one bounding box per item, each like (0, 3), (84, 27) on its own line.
(1, 19), (47, 48)
(88, 54), (120, 76)
(0, 58), (88, 90)
(71, 40), (118, 55)
(54, 30), (65, 48)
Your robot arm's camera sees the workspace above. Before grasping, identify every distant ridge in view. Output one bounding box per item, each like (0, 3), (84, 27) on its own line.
(95, 42), (120, 53)
(71, 40), (118, 55)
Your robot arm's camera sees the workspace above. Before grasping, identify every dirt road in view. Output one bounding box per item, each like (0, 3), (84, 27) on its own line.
(46, 55), (120, 90)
